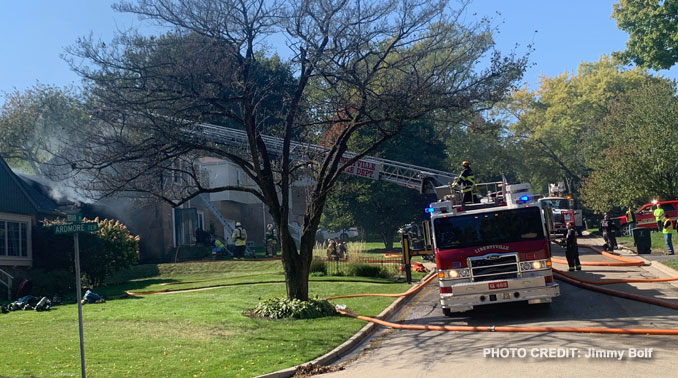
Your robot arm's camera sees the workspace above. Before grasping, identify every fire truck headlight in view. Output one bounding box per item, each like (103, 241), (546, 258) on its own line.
(521, 262), (531, 271)
(441, 268), (470, 279)
(532, 261), (543, 270)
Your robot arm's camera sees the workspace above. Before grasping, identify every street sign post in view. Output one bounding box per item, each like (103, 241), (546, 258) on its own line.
(53, 213), (98, 378)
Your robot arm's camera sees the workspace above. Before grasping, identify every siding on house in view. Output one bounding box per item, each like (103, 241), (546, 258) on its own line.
(0, 159), (38, 215)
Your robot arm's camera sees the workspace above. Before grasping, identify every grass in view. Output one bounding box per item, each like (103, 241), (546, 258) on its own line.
(593, 229), (678, 271)
(1, 260), (418, 377)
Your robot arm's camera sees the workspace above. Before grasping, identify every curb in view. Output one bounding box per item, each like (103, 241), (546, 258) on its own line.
(613, 244), (678, 277)
(255, 271), (436, 378)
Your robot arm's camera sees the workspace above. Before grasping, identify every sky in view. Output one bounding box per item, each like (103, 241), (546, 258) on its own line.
(1, 0), (677, 105)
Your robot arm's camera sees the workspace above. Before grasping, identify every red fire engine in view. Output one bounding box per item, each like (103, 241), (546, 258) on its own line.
(423, 182), (560, 316)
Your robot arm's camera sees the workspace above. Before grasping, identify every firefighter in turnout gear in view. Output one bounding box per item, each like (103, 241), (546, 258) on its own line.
(451, 161), (477, 203)
(563, 221), (581, 271)
(232, 222), (247, 259)
(265, 224), (277, 257)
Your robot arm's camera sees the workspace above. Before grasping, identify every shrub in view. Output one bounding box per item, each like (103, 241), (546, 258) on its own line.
(28, 269), (74, 296)
(253, 297), (336, 319)
(348, 263), (391, 278)
(309, 259), (327, 275)
(39, 217), (139, 287)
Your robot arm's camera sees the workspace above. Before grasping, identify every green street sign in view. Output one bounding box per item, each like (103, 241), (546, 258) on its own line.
(53, 222), (99, 235)
(66, 213), (83, 223)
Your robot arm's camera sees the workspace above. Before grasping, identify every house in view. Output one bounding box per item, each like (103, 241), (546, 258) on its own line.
(0, 157), (64, 298)
(177, 157), (309, 249)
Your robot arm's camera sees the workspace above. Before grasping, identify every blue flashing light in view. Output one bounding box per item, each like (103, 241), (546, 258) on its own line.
(426, 207), (435, 213)
(519, 195), (529, 201)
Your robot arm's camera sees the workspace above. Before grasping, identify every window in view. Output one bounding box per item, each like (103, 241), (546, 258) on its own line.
(540, 199), (569, 209)
(0, 219), (30, 258)
(433, 207), (545, 249)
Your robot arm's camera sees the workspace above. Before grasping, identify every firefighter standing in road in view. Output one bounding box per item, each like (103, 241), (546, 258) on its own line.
(654, 203), (665, 232)
(265, 224), (277, 257)
(451, 161), (477, 203)
(600, 213), (618, 251)
(564, 222), (581, 271)
(232, 222), (248, 259)
(625, 206), (636, 235)
(662, 213), (675, 255)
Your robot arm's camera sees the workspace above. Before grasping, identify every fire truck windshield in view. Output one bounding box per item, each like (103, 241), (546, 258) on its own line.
(540, 199), (569, 209)
(433, 207), (545, 249)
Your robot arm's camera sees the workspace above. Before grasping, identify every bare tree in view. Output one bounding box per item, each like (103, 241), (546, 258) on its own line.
(62, 0), (526, 300)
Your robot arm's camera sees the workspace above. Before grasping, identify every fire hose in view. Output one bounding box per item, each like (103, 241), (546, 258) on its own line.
(551, 243), (644, 267)
(329, 250), (678, 334)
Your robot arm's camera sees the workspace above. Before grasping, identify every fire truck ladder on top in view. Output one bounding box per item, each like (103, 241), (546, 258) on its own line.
(184, 122), (458, 193)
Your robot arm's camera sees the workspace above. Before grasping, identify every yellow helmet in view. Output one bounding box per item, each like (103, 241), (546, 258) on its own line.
(462, 161), (469, 166)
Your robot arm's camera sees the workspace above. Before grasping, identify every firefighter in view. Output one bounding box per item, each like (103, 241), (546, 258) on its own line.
(600, 213), (618, 251)
(326, 238), (338, 260)
(451, 161), (477, 203)
(662, 213), (675, 255)
(231, 222), (247, 259)
(625, 206), (636, 235)
(563, 222), (581, 271)
(213, 238), (226, 259)
(408, 221), (424, 250)
(654, 203), (665, 232)
(338, 240), (348, 260)
(265, 224), (277, 257)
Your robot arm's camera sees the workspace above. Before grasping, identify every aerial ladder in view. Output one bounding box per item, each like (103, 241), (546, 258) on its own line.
(181, 122), (459, 253)
(184, 122), (458, 194)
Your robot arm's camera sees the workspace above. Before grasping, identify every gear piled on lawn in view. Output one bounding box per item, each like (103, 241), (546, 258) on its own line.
(4, 295), (52, 312)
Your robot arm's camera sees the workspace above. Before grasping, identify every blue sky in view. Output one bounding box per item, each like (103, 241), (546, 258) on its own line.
(1, 0), (677, 103)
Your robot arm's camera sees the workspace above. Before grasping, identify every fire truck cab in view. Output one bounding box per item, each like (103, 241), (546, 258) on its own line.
(537, 182), (583, 236)
(427, 182), (560, 316)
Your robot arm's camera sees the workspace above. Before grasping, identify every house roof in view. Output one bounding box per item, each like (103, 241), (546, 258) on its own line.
(15, 174), (63, 215)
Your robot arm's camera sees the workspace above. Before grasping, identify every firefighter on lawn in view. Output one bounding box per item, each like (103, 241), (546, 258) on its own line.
(232, 222), (248, 259)
(265, 224), (277, 257)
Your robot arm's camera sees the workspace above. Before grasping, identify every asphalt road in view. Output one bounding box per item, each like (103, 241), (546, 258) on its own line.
(322, 239), (678, 378)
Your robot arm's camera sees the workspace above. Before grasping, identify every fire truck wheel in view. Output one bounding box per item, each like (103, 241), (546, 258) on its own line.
(442, 308), (453, 317)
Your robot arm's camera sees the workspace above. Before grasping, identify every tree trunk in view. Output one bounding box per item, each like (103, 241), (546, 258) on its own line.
(382, 230), (395, 250)
(279, 228), (313, 301)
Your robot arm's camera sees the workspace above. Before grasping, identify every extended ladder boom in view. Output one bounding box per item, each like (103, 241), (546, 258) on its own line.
(185, 123), (457, 193)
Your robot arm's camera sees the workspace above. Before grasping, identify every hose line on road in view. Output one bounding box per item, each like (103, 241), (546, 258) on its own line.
(334, 308), (678, 335)
(552, 270), (678, 310)
(551, 243), (645, 267)
(553, 268), (678, 285)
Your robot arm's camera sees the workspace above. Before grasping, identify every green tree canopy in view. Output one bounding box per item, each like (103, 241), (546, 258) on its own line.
(0, 83), (87, 176)
(64, 0), (526, 301)
(580, 80), (678, 212)
(612, 0), (678, 70)
(507, 56), (660, 195)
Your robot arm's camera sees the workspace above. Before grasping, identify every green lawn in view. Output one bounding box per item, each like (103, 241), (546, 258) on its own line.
(1, 260), (418, 377)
